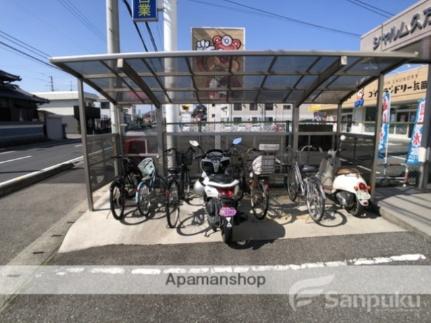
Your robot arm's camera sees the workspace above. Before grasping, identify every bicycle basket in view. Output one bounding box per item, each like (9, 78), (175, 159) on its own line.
(252, 155), (275, 175)
(138, 158), (155, 177)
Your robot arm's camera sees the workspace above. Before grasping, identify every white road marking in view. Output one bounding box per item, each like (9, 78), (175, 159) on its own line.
(0, 150), (15, 155)
(0, 156), (83, 187)
(74, 144), (82, 148)
(0, 155), (31, 165)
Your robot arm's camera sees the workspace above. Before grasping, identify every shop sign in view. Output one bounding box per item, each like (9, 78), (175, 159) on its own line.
(406, 99), (426, 165)
(133, 0), (158, 22)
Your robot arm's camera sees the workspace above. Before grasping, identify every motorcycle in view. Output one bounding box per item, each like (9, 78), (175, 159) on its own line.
(317, 135), (371, 216)
(189, 139), (241, 244)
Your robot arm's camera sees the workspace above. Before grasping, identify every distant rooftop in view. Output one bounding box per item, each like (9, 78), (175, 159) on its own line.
(33, 91), (100, 101)
(0, 69), (21, 83)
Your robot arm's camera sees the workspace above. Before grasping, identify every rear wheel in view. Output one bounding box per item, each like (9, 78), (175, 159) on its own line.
(251, 181), (269, 220)
(287, 168), (298, 202)
(110, 180), (126, 220)
(221, 222), (233, 244)
(346, 197), (365, 217)
(306, 180), (325, 223)
(166, 180), (180, 228)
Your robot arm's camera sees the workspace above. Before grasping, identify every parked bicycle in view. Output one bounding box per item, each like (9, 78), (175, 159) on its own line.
(110, 155), (142, 220)
(164, 146), (195, 228)
(287, 145), (326, 222)
(135, 157), (168, 219)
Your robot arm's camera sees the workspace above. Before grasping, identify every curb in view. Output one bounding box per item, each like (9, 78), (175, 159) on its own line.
(0, 157), (82, 198)
(378, 204), (431, 242)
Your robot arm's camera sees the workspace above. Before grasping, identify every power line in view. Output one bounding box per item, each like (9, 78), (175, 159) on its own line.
(0, 40), (59, 70)
(122, 0), (150, 52)
(56, 0), (105, 41)
(345, 0), (391, 18)
(220, 0), (360, 37)
(145, 22), (158, 52)
(350, 0), (394, 17)
(0, 30), (50, 59)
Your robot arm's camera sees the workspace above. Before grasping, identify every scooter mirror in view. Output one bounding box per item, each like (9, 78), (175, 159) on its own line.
(189, 140), (199, 147)
(232, 137), (242, 145)
(340, 135), (346, 142)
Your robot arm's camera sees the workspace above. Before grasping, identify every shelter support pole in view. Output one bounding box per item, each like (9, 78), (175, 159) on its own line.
(292, 105), (299, 160)
(156, 106), (165, 176)
(77, 78), (94, 211)
(418, 64), (431, 188)
(164, 0), (178, 160)
(336, 103), (342, 148)
(370, 74), (385, 199)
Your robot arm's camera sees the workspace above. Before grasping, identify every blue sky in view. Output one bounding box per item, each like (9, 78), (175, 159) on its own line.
(0, 0), (418, 93)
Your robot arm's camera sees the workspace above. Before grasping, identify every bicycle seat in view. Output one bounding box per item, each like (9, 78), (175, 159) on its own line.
(301, 164), (317, 173)
(168, 167), (180, 174)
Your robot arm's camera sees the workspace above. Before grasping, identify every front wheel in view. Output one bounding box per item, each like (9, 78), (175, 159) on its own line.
(306, 180), (325, 223)
(346, 197), (365, 217)
(287, 169), (298, 202)
(251, 181), (269, 220)
(137, 182), (152, 217)
(166, 180), (180, 228)
(110, 180), (126, 220)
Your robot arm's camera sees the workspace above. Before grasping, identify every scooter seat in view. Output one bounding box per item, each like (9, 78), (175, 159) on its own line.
(301, 164), (317, 173)
(335, 167), (360, 175)
(207, 174), (239, 188)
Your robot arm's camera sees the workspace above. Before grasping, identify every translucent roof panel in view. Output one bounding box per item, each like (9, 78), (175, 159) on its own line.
(51, 50), (417, 106)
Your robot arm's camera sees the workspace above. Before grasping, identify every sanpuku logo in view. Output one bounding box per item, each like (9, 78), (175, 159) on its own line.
(288, 275), (335, 311)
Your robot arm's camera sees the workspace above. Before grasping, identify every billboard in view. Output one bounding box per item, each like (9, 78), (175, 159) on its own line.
(191, 28), (245, 101)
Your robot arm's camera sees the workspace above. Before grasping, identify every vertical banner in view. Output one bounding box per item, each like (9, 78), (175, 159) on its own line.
(377, 91), (391, 160)
(406, 99), (426, 165)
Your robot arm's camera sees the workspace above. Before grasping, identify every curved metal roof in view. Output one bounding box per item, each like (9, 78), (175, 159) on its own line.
(50, 50), (418, 107)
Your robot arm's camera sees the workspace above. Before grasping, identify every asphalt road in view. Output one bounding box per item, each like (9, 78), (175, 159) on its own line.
(0, 140), (83, 183)
(1, 231), (430, 322)
(0, 166), (85, 265)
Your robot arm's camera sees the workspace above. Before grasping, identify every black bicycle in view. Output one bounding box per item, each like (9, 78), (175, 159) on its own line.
(164, 147), (195, 228)
(110, 156), (142, 220)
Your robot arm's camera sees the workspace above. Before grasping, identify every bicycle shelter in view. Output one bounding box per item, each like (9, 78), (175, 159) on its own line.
(50, 50), (421, 210)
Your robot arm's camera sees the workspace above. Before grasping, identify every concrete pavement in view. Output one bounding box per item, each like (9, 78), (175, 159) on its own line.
(58, 188), (404, 253)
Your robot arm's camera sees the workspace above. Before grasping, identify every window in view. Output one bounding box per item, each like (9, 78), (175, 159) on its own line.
(233, 117), (242, 123)
(265, 103), (273, 111)
(249, 103), (257, 111)
(251, 117), (259, 122)
(283, 104), (292, 110)
(233, 103), (242, 111)
(265, 117), (273, 122)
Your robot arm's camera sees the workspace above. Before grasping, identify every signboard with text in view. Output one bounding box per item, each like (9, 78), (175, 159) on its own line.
(377, 91), (391, 160)
(133, 0), (158, 22)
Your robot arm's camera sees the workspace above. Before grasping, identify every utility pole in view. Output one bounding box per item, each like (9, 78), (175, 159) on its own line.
(164, 0), (178, 151)
(49, 76), (54, 91)
(106, 0), (121, 135)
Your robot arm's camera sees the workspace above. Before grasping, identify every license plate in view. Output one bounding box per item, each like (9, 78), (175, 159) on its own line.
(219, 207), (237, 217)
(357, 191), (370, 200)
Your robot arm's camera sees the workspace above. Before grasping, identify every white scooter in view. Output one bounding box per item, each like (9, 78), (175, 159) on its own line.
(189, 139), (241, 244)
(318, 135), (371, 216)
